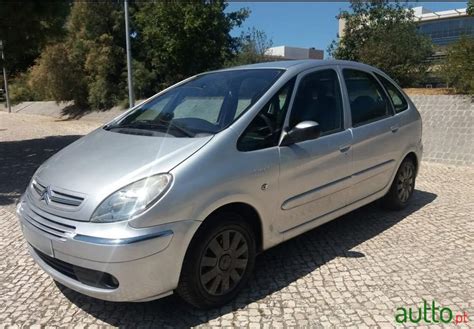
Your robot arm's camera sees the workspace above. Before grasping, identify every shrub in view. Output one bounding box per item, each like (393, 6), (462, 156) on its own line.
(440, 36), (474, 95)
(9, 72), (39, 104)
(29, 44), (89, 107)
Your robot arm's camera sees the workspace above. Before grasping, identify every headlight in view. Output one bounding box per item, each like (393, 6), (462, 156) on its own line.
(91, 174), (172, 223)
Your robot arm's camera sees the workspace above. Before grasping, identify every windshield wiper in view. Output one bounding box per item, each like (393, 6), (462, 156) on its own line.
(109, 120), (195, 137)
(166, 121), (195, 138)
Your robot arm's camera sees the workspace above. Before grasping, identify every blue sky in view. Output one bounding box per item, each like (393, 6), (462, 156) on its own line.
(226, 2), (467, 56)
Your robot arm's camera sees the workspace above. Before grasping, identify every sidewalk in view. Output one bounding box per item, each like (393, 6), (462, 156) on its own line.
(1, 101), (127, 123)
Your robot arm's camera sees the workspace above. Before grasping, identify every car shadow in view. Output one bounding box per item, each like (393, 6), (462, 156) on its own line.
(0, 135), (84, 206)
(57, 189), (437, 328)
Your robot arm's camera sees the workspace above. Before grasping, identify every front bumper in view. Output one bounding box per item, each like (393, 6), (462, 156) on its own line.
(17, 198), (200, 302)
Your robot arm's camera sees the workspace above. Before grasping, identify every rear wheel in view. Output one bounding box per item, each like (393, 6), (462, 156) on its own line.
(382, 158), (416, 210)
(177, 213), (256, 309)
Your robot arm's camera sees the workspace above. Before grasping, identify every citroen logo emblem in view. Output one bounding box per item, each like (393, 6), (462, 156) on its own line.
(40, 186), (52, 204)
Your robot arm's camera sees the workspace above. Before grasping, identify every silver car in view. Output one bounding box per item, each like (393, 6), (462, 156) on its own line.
(17, 60), (422, 308)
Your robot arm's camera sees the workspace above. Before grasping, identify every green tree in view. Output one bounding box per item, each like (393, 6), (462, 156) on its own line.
(0, 1), (69, 75)
(329, 0), (433, 86)
(226, 27), (273, 66)
(441, 36), (474, 94)
(468, 0), (474, 16)
(66, 1), (126, 109)
(18, 1), (250, 110)
(133, 1), (248, 91)
(27, 1), (126, 109)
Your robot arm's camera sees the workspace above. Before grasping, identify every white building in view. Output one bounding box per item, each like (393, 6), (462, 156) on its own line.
(265, 46), (324, 60)
(412, 6), (472, 46)
(413, 6), (468, 22)
(338, 6), (473, 47)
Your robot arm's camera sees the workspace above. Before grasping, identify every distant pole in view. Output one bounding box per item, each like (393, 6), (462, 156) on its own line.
(0, 40), (11, 113)
(124, 0), (135, 108)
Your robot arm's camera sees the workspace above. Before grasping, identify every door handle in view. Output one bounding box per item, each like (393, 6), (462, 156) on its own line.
(390, 125), (399, 133)
(339, 144), (351, 153)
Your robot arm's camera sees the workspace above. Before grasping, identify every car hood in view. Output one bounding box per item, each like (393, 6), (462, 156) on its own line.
(32, 128), (212, 220)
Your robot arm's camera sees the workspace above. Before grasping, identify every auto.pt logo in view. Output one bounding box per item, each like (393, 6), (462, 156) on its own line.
(395, 300), (469, 325)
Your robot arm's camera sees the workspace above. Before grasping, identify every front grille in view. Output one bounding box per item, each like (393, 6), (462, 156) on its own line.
(23, 205), (76, 240)
(31, 180), (85, 209)
(34, 247), (119, 289)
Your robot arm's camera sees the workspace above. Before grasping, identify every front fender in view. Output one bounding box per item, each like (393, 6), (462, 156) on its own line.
(192, 192), (281, 250)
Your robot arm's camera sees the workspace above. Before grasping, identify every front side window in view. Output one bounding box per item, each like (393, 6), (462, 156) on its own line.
(375, 73), (408, 113)
(107, 69), (283, 137)
(343, 69), (391, 127)
(238, 79), (296, 151)
(289, 69), (343, 136)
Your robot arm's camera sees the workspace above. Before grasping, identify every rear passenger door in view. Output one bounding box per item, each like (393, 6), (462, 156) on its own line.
(374, 72), (413, 161)
(342, 68), (399, 204)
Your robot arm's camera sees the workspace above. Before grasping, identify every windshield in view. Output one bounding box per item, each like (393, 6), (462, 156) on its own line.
(106, 69), (284, 137)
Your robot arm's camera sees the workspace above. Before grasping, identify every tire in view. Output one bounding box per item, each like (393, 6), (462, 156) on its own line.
(176, 212), (256, 309)
(382, 158), (416, 210)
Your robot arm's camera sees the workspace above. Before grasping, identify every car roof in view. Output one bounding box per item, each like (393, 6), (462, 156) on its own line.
(219, 59), (381, 76)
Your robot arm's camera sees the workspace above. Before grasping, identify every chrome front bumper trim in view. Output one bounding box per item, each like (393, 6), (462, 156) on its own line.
(73, 229), (173, 245)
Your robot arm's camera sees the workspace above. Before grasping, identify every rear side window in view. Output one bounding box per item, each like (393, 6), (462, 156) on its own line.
(375, 73), (408, 113)
(343, 69), (391, 127)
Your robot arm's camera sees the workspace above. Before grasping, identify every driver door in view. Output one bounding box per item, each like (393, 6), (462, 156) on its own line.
(276, 67), (353, 233)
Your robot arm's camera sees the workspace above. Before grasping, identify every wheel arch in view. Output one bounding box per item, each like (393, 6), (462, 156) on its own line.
(403, 151), (419, 175)
(383, 149), (421, 199)
(176, 201), (263, 308)
(200, 202), (264, 253)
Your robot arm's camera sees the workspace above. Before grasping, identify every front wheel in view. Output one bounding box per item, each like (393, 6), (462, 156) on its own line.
(382, 158), (416, 210)
(177, 213), (256, 309)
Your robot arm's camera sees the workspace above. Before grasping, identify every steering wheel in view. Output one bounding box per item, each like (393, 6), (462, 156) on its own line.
(256, 113), (275, 138)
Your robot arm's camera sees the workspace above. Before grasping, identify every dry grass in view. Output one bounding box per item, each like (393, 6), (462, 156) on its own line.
(403, 88), (455, 96)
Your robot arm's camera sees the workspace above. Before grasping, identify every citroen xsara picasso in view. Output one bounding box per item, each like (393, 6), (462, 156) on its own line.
(17, 60), (422, 308)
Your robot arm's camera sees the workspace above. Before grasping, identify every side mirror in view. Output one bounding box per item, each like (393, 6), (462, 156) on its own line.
(280, 121), (321, 146)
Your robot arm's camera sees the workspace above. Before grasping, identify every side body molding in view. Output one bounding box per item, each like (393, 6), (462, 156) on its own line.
(281, 159), (395, 211)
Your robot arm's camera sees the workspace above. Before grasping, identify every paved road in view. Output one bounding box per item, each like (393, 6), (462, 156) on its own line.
(1, 112), (473, 328)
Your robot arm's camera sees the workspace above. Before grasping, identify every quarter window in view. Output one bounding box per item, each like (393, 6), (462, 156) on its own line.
(290, 69), (343, 136)
(343, 69), (391, 126)
(375, 73), (408, 113)
(238, 79), (295, 151)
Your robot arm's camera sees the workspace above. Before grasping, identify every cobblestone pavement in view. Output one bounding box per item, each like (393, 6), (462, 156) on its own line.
(1, 112), (473, 328)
